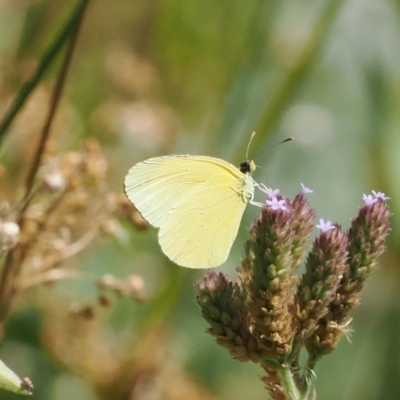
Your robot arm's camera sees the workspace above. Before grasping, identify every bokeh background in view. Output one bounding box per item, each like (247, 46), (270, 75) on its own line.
(0, 0), (400, 399)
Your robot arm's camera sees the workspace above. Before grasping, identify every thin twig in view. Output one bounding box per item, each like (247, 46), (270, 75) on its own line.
(16, 267), (106, 292)
(58, 230), (98, 262)
(0, 0), (90, 145)
(22, 0), (90, 209)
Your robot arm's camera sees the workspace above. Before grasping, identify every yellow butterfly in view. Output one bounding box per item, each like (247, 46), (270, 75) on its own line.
(124, 154), (262, 269)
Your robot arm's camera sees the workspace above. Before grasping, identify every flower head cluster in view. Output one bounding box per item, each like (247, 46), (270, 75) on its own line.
(196, 186), (391, 399)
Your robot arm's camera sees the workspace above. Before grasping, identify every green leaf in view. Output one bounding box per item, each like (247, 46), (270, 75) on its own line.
(0, 359), (33, 396)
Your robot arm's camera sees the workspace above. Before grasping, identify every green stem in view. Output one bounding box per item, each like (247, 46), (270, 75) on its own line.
(234, 0), (345, 161)
(307, 353), (318, 372)
(279, 367), (300, 400)
(299, 371), (316, 400)
(0, 0), (90, 145)
(299, 385), (314, 400)
(298, 356), (318, 400)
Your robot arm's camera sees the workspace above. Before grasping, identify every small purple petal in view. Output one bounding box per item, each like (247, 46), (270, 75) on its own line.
(266, 196), (287, 211)
(262, 187), (280, 199)
(316, 218), (335, 232)
(372, 190), (390, 201)
(362, 194), (378, 206)
(300, 183), (313, 194)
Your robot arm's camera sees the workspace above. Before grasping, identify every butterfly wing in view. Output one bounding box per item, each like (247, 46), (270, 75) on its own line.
(158, 174), (248, 268)
(124, 155), (252, 268)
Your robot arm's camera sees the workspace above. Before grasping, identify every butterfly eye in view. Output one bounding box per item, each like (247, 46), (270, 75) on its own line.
(239, 161), (251, 174)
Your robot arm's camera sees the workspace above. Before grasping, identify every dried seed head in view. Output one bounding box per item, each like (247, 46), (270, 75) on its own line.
(98, 274), (119, 290)
(98, 295), (111, 307)
(96, 274), (145, 300)
(40, 162), (66, 192)
(0, 220), (20, 249)
(69, 303), (95, 320)
(116, 194), (148, 230)
(127, 274), (144, 292)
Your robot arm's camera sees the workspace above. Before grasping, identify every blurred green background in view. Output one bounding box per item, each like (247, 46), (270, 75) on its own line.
(1, 0), (400, 399)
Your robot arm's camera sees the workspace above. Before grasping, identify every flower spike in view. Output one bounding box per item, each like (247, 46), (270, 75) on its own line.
(195, 184), (391, 400)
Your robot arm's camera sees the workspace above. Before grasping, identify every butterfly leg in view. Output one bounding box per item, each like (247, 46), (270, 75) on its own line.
(253, 181), (269, 192)
(250, 200), (265, 208)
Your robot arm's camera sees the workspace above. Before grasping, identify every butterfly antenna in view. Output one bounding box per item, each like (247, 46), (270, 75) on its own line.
(253, 137), (294, 159)
(258, 165), (268, 182)
(246, 131), (257, 160)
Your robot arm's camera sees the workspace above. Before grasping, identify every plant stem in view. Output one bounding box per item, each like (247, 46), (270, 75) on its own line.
(233, 0), (345, 162)
(299, 373), (315, 400)
(0, 0), (90, 146)
(22, 0), (90, 208)
(279, 367), (300, 400)
(297, 356), (318, 400)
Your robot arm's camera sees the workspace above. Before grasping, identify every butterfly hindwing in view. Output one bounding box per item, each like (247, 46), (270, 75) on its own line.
(158, 171), (247, 268)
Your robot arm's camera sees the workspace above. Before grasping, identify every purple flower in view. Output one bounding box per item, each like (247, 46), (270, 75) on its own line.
(316, 218), (335, 232)
(372, 190), (390, 201)
(300, 183), (313, 194)
(266, 196), (287, 211)
(362, 194), (378, 206)
(261, 186), (280, 199)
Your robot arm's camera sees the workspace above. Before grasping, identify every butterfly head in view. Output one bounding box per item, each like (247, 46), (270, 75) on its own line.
(239, 160), (256, 175)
